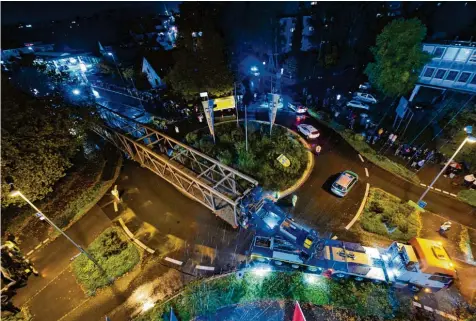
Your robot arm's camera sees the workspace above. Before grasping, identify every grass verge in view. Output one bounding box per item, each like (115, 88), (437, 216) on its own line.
(359, 188), (422, 242)
(72, 226), (140, 296)
(308, 109), (420, 184)
(457, 189), (476, 207)
(134, 271), (407, 321)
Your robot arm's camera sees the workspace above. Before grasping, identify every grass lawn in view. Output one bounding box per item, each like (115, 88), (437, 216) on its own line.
(185, 121), (308, 191)
(135, 271), (404, 321)
(72, 227), (140, 296)
(308, 109), (420, 184)
(359, 188), (422, 242)
(458, 189), (476, 207)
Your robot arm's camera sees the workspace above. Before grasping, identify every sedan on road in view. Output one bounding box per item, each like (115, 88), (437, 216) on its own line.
(331, 170), (359, 197)
(353, 92), (378, 104)
(297, 124), (320, 139)
(288, 102), (308, 114)
(346, 100), (370, 110)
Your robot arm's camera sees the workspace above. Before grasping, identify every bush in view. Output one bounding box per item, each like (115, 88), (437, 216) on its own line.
(458, 189), (476, 207)
(72, 227), (140, 296)
(360, 188), (421, 241)
(187, 122), (308, 191)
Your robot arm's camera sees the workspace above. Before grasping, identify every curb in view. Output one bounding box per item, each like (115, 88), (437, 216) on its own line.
(345, 183), (370, 230)
(412, 301), (460, 320)
(118, 218), (155, 254)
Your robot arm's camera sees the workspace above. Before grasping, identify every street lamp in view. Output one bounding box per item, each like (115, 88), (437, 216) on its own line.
(107, 52), (126, 87)
(72, 89), (81, 95)
(7, 182), (107, 276)
(418, 127), (476, 203)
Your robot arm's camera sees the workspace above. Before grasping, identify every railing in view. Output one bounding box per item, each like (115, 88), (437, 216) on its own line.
(92, 104), (258, 227)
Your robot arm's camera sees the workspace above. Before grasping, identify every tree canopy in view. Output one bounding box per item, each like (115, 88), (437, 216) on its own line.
(1, 80), (96, 207)
(166, 2), (233, 100)
(365, 18), (431, 98)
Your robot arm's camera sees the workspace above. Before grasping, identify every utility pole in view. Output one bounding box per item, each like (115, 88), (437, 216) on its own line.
(234, 82), (239, 128)
(245, 104), (248, 152)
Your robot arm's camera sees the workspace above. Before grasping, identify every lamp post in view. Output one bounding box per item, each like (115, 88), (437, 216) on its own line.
(418, 126), (476, 203)
(108, 52), (126, 87)
(8, 185), (107, 275)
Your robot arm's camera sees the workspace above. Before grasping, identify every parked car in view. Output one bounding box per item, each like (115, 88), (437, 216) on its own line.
(288, 102), (308, 114)
(331, 170), (359, 197)
(346, 100), (370, 110)
(297, 124), (320, 139)
(353, 92), (377, 104)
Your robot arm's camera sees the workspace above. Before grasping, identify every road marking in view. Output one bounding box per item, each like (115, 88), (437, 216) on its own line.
(34, 243), (42, 250)
(365, 167), (369, 177)
(412, 301), (422, 308)
(331, 236), (338, 240)
(165, 257), (183, 266)
(435, 310), (447, 317)
(345, 183), (370, 230)
(43, 238), (49, 244)
(26, 250), (34, 256)
(435, 188), (441, 192)
(450, 193), (457, 197)
(424, 306), (433, 312)
(447, 315), (458, 320)
(358, 154), (365, 163)
(443, 191), (449, 194)
(430, 186), (434, 189)
(420, 183), (427, 187)
(196, 265), (215, 271)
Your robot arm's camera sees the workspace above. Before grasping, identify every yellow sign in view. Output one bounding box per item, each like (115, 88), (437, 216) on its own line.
(277, 154), (291, 167)
(210, 96), (236, 111)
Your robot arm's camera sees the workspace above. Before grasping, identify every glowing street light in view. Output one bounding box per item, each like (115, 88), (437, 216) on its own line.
(92, 89), (100, 98)
(251, 266), (272, 277)
(418, 127), (476, 203)
(72, 89), (81, 95)
(107, 52), (113, 56)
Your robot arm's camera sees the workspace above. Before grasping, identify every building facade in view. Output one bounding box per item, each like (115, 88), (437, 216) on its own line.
(279, 16), (316, 54)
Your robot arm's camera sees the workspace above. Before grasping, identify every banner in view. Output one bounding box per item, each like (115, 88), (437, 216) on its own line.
(292, 301), (307, 321)
(396, 96), (409, 118)
(268, 93), (280, 134)
(209, 96), (236, 111)
(200, 92), (215, 142)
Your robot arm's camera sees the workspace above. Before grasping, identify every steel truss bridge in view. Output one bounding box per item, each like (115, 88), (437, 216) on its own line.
(93, 105), (258, 227)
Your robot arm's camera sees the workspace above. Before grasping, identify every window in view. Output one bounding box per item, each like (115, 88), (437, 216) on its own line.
(445, 70), (458, 81)
(469, 50), (476, 63)
(470, 75), (476, 85)
(423, 67), (435, 78)
(443, 47), (458, 60)
(423, 45), (434, 54)
(433, 47), (445, 58)
(455, 48), (472, 62)
(434, 69), (447, 79)
(429, 274), (452, 284)
(290, 27), (295, 32)
(457, 72), (471, 83)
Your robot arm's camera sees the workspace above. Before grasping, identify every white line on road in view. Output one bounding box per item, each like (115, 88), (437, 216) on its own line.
(26, 250), (34, 256)
(420, 183), (427, 187)
(435, 188), (442, 192)
(435, 310), (447, 317)
(165, 257), (184, 266)
(43, 238), (49, 244)
(424, 306), (433, 312)
(412, 301), (422, 308)
(365, 168), (369, 177)
(345, 183), (370, 230)
(450, 193), (457, 197)
(34, 243), (42, 250)
(196, 265), (215, 271)
(358, 154), (365, 163)
(430, 186), (434, 189)
(443, 191), (449, 194)
(331, 236), (338, 240)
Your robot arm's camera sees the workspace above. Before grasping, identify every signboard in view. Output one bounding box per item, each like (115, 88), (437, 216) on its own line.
(396, 96), (409, 118)
(200, 92), (215, 142)
(268, 94), (280, 134)
(417, 200), (427, 209)
(209, 96), (236, 111)
(277, 154), (291, 167)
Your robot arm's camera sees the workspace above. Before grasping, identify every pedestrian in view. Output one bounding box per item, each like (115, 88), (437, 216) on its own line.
(372, 135), (378, 145)
(390, 134), (398, 146)
(378, 128), (384, 137)
(417, 159), (425, 170)
(411, 160), (417, 168)
(395, 144), (403, 156)
(387, 133), (394, 144)
(464, 174), (475, 187)
(439, 221), (452, 235)
(315, 145), (322, 156)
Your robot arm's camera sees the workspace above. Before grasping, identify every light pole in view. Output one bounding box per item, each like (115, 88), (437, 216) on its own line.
(108, 52), (126, 88)
(418, 126), (476, 203)
(8, 185), (107, 275)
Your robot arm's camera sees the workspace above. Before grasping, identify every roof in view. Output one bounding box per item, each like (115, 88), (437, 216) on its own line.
(409, 238), (456, 277)
(34, 51), (92, 60)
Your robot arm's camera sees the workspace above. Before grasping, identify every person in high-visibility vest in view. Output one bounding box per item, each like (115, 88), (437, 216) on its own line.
(315, 145), (322, 156)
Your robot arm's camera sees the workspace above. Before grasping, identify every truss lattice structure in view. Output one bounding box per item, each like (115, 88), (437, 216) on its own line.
(93, 105), (258, 227)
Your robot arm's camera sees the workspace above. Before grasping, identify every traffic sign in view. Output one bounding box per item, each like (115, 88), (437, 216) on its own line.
(277, 154), (291, 167)
(417, 200), (427, 209)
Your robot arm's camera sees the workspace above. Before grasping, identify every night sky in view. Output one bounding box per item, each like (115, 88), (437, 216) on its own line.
(1, 1), (180, 25)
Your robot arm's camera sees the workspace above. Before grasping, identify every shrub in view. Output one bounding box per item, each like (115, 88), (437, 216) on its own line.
(72, 227), (140, 295)
(458, 189), (476, 207)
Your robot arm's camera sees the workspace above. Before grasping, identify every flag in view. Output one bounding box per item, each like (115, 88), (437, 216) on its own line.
(292, 301), (306, 321)
(268, 94), (279, 134)
(200, 92), (215, 142)
(169, 308), (179, 321)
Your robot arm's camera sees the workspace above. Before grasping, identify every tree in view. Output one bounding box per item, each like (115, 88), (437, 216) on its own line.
(166, 2), (233, 100)
(365, 18), (431, 98)
(97, 59), (115, 75)
(1, 80), (97, 207)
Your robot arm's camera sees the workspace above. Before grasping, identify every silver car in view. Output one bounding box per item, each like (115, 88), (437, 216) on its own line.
(346, 100), (370, 110)
(354, 92), (377, 104)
